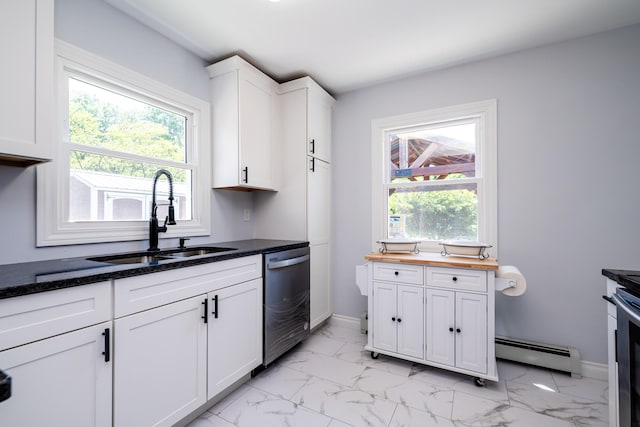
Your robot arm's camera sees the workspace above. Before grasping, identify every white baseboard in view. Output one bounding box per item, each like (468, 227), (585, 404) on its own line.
(328, 314), (360, 329)
(580, 360), (608, 381)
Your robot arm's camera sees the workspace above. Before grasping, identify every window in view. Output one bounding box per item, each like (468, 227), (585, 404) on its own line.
(372, 100), (497, 254)
(37, 41), (211, 246)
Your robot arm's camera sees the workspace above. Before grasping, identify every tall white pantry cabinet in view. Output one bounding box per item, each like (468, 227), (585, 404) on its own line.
(255, 77), (335, 329)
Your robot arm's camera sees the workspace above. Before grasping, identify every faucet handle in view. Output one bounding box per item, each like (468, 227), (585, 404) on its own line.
(179, 237), (190, 249)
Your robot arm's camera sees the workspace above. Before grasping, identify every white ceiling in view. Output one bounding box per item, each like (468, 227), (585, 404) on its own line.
(105, 0), (640, 94)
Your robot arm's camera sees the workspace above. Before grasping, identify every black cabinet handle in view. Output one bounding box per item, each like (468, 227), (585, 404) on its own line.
(391, 317), (396, 322)
(449, 327), (454, 332)
(452, 277), (458, 282)
(202, 298), (208, 324)
(102, 328), (110, 362)
(456, 328), (461, 333)
(397, 318), (402, 323)
(310, 157), (315, 172)
(212, 295), (219, 319)
(242, 167), (248, 183)
(310, 139), (315, 154)
(394, 271), (399, 276)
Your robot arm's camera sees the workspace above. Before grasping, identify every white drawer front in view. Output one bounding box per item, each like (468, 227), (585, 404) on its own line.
(0, 281), (112, 351)
(114, 255), (262, 318)
(373, 263), (424, 285)
(426, 267), (487, 292)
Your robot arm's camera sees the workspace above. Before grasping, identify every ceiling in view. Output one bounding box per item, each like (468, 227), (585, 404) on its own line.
(105, 0), (640, 94)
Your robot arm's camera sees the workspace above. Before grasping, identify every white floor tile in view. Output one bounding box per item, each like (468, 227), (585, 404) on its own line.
(507, 380), (609, 426)
(186, 322), (608, 427)
(453, 390), (575, 427)
(354, 367), (454, 419)
(551, 371), (609, 404)
(280, 349), (366, 387)
(292, 376), (398, 427)
(215, 387), (333, 427)
(249, 364), (311, 400)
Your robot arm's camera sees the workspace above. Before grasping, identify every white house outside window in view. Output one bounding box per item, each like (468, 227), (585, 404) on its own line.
(37, 41), (210, 246)
(372, 100), (497, 255)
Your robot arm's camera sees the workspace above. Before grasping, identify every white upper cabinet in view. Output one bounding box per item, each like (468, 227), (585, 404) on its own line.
(307, 81), (333, 162)
(207, 56), (279, 191)
(0, 0), (54, 166)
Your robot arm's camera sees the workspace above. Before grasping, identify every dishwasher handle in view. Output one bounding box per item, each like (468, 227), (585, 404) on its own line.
(267, 254), (310, 270)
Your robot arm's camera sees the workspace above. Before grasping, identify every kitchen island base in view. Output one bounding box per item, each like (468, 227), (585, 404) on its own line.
(362, 253), (499, 385)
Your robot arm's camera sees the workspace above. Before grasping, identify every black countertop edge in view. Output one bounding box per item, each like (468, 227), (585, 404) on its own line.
(0, 239), (308, 300)
(602, 268), (640, 294)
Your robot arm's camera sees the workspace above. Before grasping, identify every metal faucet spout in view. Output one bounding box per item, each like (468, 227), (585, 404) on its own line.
(148, 169), (176, 251)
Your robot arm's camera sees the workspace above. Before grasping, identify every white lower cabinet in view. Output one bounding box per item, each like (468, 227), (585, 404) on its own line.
(112, 256), (263, 426)
(372, 282), (424, 358)
(114, 295), (207, 427)
(0, 321), (112, 426)
(208, 278), (262, 399)
(426, 289), (487, 374)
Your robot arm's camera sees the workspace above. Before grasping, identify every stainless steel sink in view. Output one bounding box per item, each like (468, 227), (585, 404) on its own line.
(88, 254), (173, 265)
(167, 247), (236, 257)
(88, 246), (236, 265)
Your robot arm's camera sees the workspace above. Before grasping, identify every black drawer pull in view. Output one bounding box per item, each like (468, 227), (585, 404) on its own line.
(452, 277), (458, 282)
(449, 327), (454, 332)
(456, 328), (461, 333)
(394, 271), (399, 276)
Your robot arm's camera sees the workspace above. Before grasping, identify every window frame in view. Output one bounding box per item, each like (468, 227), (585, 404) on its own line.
(37, 40), (211, 246)
(371, 100), (497, 256)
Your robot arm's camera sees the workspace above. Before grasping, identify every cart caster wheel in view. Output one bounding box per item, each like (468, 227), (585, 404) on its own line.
(370, 352), (379, 359)
(473, 377), (486, 387)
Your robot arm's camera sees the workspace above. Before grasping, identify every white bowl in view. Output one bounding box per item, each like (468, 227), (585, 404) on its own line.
(377, 239), (420, 254)
(440, 240), (492, 259)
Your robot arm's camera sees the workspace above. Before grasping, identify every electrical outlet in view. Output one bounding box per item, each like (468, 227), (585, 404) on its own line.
(243, 208), (251, 222)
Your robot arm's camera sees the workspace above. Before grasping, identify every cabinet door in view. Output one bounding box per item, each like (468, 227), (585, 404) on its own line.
(372, 282), (397, 353)
(397, 285), (424, 359)
(208, 279), (262, 399)
(455, 292), (487, 374)
(0, 322), (112, 427)
(426, 288), (455, 366)
(239, 75), (274, 189)
(310, 242), (331, 329)
(307, 156), (330, 244)
(0, 0), (53, 162)
(307, 86), (332, 163)
(114, 296), (207, 427)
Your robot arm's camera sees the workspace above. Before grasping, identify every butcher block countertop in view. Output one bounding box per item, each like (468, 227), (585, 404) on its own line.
(365, 251), (499, 271)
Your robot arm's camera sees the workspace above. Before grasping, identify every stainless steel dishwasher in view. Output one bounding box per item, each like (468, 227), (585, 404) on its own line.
(263, 246), (311, 366)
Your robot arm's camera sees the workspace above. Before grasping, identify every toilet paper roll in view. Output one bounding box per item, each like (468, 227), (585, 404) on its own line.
(496, 265), (527, 296)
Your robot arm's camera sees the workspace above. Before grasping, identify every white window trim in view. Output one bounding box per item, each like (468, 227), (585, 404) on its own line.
(37, 40), (211, 246)
(371, 99), (498, 256)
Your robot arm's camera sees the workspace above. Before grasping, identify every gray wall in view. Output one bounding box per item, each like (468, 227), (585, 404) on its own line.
(331, 24), (640, 364)
(0, 0), (253, 263)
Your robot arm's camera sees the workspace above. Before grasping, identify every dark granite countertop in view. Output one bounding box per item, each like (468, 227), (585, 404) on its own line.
(602, 269), (640, 295)
(0, 239), (308, 299)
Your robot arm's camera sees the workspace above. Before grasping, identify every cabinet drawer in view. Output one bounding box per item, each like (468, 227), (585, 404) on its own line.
(426, 267), (487, 292)
(114, 255), (262, 318)
(0, 281), (112, 351)
(373, 263), (424, 285)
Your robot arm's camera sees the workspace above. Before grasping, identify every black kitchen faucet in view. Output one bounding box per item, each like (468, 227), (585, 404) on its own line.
(148, 169), (176, 251)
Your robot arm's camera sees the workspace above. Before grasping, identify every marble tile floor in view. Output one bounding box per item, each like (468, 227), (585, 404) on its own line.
(187, 321), (608, 427)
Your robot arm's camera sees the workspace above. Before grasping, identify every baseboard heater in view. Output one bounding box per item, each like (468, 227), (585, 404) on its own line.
(495, 336), (581, 378)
